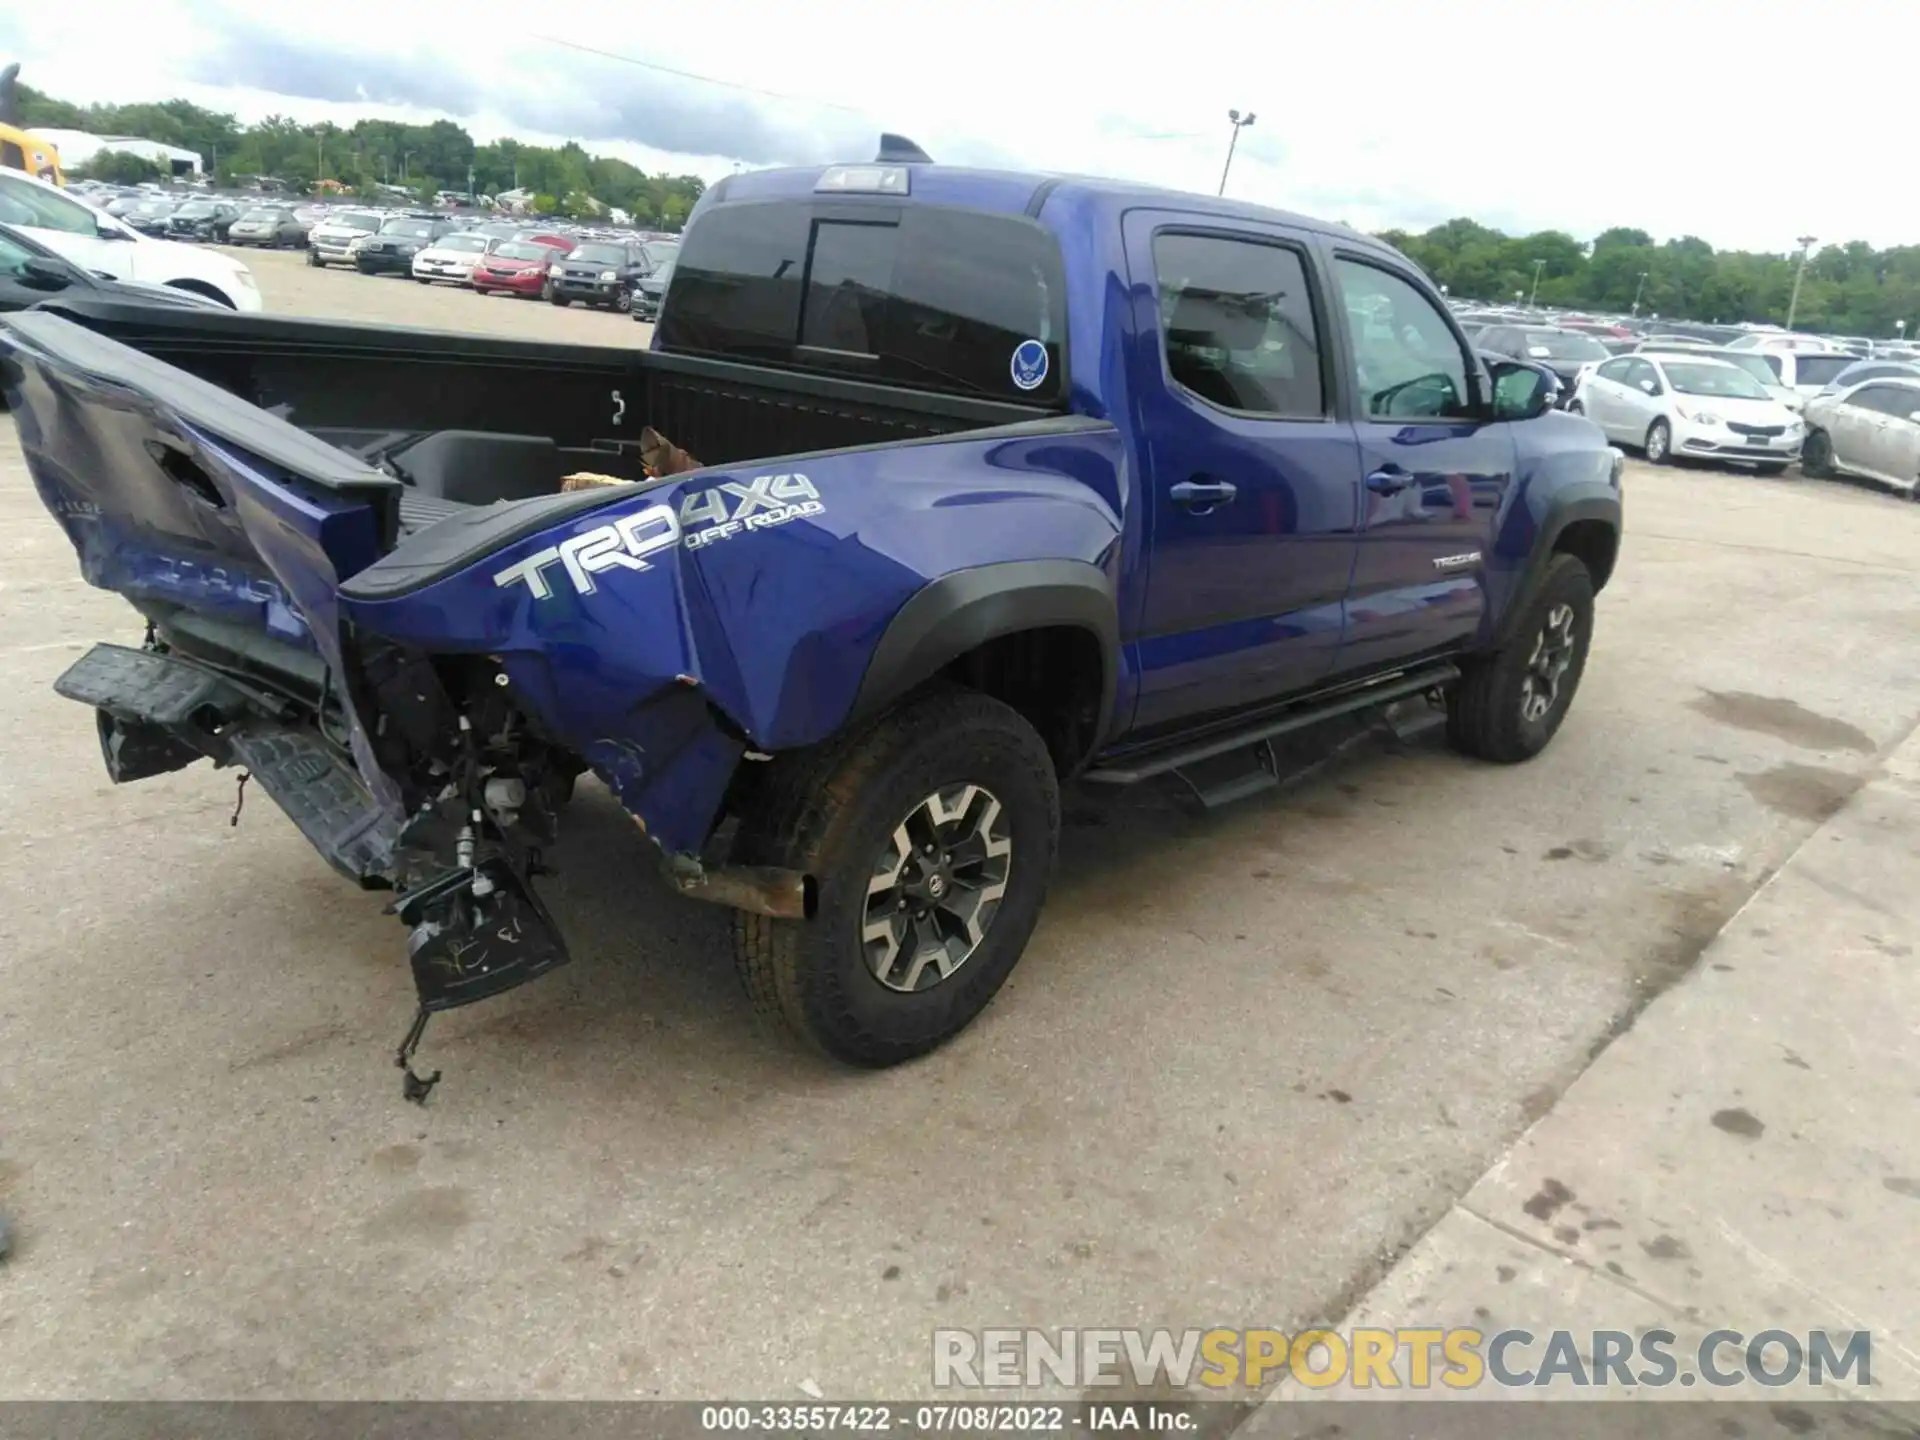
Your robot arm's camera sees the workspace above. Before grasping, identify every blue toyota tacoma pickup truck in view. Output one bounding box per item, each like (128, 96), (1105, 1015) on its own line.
(0, 151), (1623, 1087)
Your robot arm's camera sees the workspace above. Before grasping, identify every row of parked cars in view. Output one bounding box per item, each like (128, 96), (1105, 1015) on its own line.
(81, 184), (682, 322)
(1451, 307), (1920, 500)
(300, 208), (678, 318)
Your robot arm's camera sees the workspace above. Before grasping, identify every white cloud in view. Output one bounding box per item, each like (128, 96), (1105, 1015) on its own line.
(4, 0), (1908, 251)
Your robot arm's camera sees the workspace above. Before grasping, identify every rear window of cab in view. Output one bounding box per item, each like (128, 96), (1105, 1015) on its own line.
(657, 200), (1068, 405)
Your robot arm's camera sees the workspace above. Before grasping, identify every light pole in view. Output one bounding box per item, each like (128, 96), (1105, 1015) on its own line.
(1218, 109), (1256, 197)
(1896, 319), (1907, 347)
(1785, 235), (1817, 331)
(1631, 270), (1649, 317)
(1529, 258), (1545, 307)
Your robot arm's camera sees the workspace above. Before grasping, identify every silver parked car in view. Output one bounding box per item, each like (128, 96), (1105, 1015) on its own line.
(1801, 377), (1920, 498)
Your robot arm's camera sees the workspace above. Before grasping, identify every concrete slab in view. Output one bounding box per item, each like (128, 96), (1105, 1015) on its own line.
(1247, 728), (1920, 1414)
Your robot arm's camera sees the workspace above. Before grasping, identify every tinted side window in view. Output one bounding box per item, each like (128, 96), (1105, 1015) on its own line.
(1151, 232), (1325, 418)
(1334, 257), (1472, 420)
(1855, 385), (1920, 417)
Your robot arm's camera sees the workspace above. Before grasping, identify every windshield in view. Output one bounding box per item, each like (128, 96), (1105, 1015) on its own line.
(240, 209), (285, 222)
(1714, 353), (1782, 388)
(1663, 361), (1770, 400)
(380, 219), (436, 238)
(1793, 355), (1854, 387)
(174, 203), (216, 218)
(1520, 329), (1610, 361)
(570, 242), (628, 265)
(491, 242), (549, 262)
(436, 233), (488, 253)
(641, 240), (679, 267)
(0, 173), (106, 236)
(335, 211), (383, 231)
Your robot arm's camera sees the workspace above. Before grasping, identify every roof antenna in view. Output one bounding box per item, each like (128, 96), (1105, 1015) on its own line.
(875, 133), (933, 165)
(0, 64), (21, 126)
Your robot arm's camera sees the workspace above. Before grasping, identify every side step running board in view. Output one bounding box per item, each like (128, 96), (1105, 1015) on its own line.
(1085, 663), (1460, 800)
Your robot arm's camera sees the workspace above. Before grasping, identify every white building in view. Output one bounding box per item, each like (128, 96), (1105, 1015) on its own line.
(33, 128), (202, 176)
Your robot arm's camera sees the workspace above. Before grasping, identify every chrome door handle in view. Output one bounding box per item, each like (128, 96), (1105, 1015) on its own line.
(1170, 479), (1239, 511)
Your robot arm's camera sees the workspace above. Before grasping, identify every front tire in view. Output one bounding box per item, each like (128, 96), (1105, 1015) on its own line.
(550, 293), (571, 307)
(731, 688), (1061, 1067)
(1801, 428), (1833, 478)
(1446, 554), (1595, 764)
(307, 249), (322, 268)
(1644, 418), (1672, 465)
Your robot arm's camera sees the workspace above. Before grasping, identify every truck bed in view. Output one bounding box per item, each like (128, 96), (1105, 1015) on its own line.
(27, 296), (1054, 529)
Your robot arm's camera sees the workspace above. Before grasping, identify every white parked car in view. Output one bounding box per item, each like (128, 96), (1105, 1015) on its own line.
(1741, 349), (1856, 408)
(0, 166), (261, 311)
(1726, 330), (1828, 353)
(1573, 353), (1804, 471)
(411, 231), (491, 285)
(1801, 377), (1920, 498)
(306, 209), (386, 269)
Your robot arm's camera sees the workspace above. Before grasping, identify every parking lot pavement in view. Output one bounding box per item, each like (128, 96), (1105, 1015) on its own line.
(4, 267), (1920, 1399)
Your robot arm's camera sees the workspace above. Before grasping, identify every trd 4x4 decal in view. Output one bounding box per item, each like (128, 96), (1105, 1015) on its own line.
(492, 473), (824, 600)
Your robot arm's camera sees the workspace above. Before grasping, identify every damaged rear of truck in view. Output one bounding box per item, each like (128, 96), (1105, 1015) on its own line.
(0, 164), (1128, 1083)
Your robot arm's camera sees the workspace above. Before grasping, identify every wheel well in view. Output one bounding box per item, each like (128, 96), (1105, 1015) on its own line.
(942, 626), (1105, 775)
(1554, 518), (1618, 593)
(165, 278), (236, 308)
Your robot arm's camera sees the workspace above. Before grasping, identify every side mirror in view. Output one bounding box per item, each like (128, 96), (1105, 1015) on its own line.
(20, 256), (75, 290)
(1490, 361), (1556, 421)
(95, 222), (131, 241)
(1639, 379), (1658, 394)
(1910, 410), (1920, 423)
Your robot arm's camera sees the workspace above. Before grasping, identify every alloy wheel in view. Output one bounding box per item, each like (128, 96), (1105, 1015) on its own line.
(1519, 603), (1578, 724)
(862, 785), (1013, 993)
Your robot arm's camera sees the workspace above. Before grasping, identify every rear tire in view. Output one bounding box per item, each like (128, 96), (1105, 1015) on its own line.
(730, 687), (1061, 1067)
(307, 249), (322, 267)
(1566, 400), (1584, 416)
(1801, 428), (1833, 478)
(1644, 418), (1672, 465)
(1446, 554), (1595, 764)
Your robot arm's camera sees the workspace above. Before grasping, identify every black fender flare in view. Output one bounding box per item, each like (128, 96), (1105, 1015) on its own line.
(849, 559), (1120, 739)
(1493, 483), (1622, 647)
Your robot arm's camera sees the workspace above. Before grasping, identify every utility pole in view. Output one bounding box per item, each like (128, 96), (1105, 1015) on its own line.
(1631, 270), (1649, 316)
(1218, 109), (1256, 197)
(1785, 235), (1818, 331)
(1529, 258), (1545, 307)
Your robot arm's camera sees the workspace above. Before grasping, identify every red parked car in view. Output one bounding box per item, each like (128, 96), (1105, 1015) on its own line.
(471, 240), (561, 299)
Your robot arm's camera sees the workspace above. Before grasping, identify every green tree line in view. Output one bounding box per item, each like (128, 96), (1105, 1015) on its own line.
(1379, 219), (1920, 338)
(15, 83), (705, 228)
(18, 81), (1918, 329)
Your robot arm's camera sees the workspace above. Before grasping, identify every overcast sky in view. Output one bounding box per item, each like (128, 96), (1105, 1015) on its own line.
(3, 0), (1908, 252)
